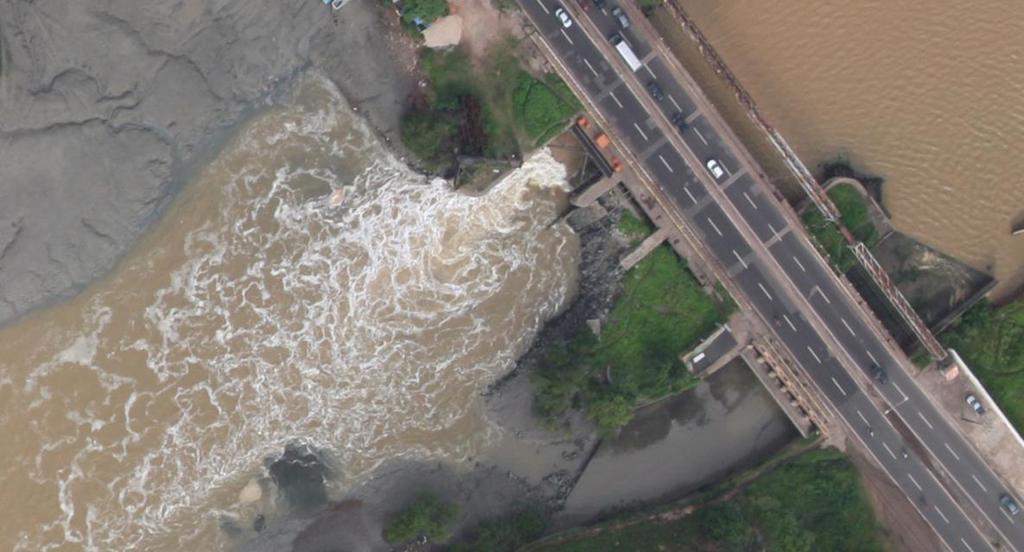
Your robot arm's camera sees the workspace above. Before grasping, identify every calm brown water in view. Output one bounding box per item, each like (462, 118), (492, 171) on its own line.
(683, 0), (1024, 298)
(0, 75), (578, 551)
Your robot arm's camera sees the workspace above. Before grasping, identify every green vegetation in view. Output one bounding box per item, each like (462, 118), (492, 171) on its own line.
(451, 506), (548, 552)
(617, 210), (654, 247)
(400, 42), (578, 173)
(801, 183), (879, 272)
(534, 245), (731, 433)
(530, 448), (883, 552)
(942, 299), (1024, 429)
(636, 0), (664, 13)
(400, 0), (449, 25)
(383, 492), (460, 545)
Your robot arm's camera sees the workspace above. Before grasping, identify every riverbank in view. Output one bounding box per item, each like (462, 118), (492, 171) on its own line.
(0, 0), (419, 327)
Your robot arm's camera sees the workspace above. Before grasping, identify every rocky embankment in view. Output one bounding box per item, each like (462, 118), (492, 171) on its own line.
(0, 0), (416, 325)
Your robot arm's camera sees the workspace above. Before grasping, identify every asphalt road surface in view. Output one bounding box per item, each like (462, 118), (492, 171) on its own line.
(521, 1), (1024, 550)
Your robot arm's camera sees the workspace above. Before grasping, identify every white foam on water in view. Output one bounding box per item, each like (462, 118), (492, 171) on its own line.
(5, 75), (578, 551)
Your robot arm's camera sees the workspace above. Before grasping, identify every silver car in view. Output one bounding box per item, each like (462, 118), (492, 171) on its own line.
(554, 7), (573, 28)
(965, 393), (985, 415)
(706, 159), (725, 179)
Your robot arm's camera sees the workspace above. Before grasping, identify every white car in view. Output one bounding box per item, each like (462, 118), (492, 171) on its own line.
(555, 7), (573, 28)
(706, 158), (725, 179)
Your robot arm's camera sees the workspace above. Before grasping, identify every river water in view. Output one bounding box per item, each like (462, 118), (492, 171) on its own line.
(0, 75), (579, 552)
(681, 0), (1024, 299)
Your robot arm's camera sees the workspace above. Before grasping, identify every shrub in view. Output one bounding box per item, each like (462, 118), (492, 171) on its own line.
(452, 506), (548, 552)
(401, 0), (449, 26)
(382, 492), (460, 544)
(400, 110), (457, 172)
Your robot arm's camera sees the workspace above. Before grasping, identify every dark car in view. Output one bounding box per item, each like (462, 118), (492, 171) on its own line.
(965, 393), (986, 415)
(646, 81), (664, 101)
(870, 363), (888, 384)
(1001, 494), (1021, 516)
(671, 111), (687, 133)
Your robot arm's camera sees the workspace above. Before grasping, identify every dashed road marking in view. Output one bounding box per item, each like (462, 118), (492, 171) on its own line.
(758, 282), (773, 301)
(782, 314), (797, 332)
(944, 442), (961, 462)
(917, 411), (934, 430)
(732, 249), (748, 269)
(658, 155), (673, 173)
(644, 65), (656, 79)
(882, 442), (897, 460)
(536, 0), (549, 13)
(583, 58), (600, 78)
(609, 91), (624, 109)
(684, 187), (697, 204)
(668, 95), (681, 112)
(856, 409), (870, 425)
(908, 473), (922, 491)
(866, 350), (879, 365)
(819, 289), (832, 304)
(962, 537), (976, 552)
(972, 474), (988, 492)
(807, 346), (822, 364)
(1002, 508), (1018, 524)
(840, 317), (856, 336)
(707, 217), (722, 236)
(934, 506), (950, 524)
(692, 126), (708, 145)
(743, 191), (758, 210)
(767, 222), (780, 240)
(792, 256), (807, 272)
(632, 122), (649, 141)
(893, 382), (908, 402)
(831, 376), (847, 396)
(559, 29), (574, 45)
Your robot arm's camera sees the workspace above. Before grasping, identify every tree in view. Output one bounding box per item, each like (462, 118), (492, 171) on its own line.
(401, 0), (449, 26)
(400, 109), (456, 173)
(383, 492), (460, 544)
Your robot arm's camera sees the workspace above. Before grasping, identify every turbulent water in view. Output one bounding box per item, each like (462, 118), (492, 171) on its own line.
(0, 75), (579, 551)
(682, 0), (1024, 298)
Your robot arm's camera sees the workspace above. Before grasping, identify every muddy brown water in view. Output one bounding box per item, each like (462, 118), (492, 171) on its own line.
(681, 0), (1024, 299)
(0, 75), (580, 551)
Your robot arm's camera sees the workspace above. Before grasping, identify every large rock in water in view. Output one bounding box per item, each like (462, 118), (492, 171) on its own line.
(0, 0), (413, 325)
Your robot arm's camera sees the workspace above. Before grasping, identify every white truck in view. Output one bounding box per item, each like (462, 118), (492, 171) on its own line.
(610, 34), (642, 72)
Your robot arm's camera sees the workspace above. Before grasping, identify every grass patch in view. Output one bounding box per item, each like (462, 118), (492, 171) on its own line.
(451, 506), (548, 552)
(530, 448), (884, 552)
(400, 41), (579, 173)
(942, 299), (1024, 430)
(383, 492), (460, 545)
(801, 183), (878, 272)
(616, 210), (654, 247)
(533, 245), (730, 433)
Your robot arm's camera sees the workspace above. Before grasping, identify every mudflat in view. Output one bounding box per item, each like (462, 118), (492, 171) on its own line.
(0, 0), (416, 325)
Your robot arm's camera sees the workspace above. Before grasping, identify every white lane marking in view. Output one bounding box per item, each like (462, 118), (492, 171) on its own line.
(658, 154), (674, 173)
(856, 409), (870, 425)
(609, 91), (624, 109)
(732, 250), (748, 269)
(831, 376), (847, 396)
(743, 191), (758, 210)
(944, 442), (961, 462)
(758, 282), (773, 301)
(972, 474), (988, 493)
(934, 506), (950, 525)
(792, 256), (807, 272)
(840, 317), (856, 336)
(644, 65), (656, 79)
(632, 122), (649, 141)
(882, 442), (897, 460)
(1002, 508), (1018, 524)
(583, 58), (600, 78)
(668, 95), (681, 112)
(917, 411), (934, 430)
(559, 29), (574, 45)
(908, 473), (922, 491)
(767, 222), (779, 239)
(692, 126), (708, 145)
(782, 314), (797, 332)
(962, 537), (976, 552)
(866, 350), (879, 365)
(721, 162), (733, 177)
(684, 187), (697, 204)
(819, 289), (832, 304)
(535, 0), (549, 13)
(893, 382), (908, 402)
(707, 217), (722, 236)
(807, 346), (822, 364)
